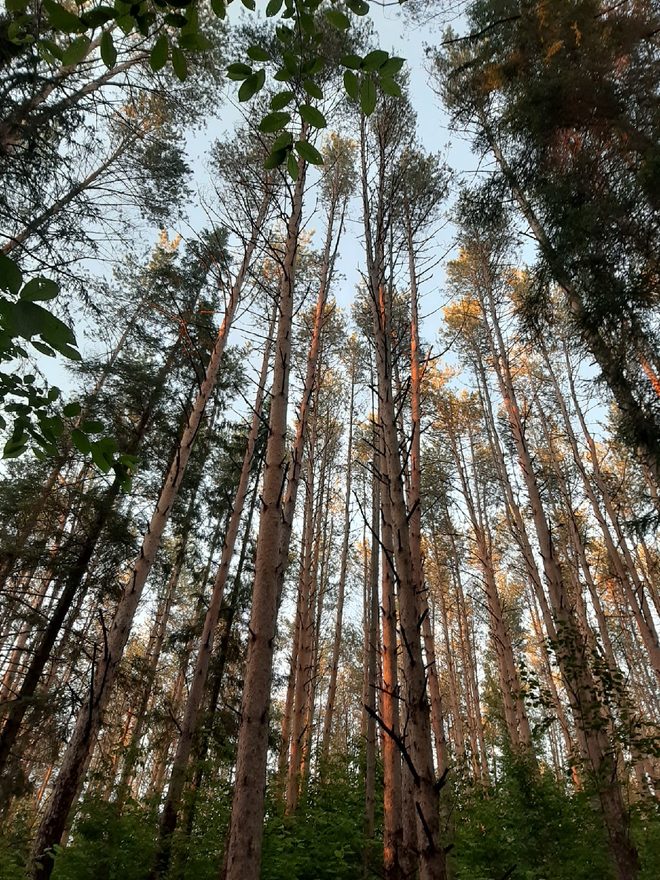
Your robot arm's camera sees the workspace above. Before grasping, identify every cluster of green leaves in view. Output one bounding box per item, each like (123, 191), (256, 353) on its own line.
(226, 0), (405, 173)
(0, 254), (135, 484)
(5, 0), (213, 82)
(0, 252), (79, 457)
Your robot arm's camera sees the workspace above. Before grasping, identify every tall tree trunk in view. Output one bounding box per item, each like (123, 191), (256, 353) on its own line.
(478, 284), (639, 879)
(222, 160), (306, 880)
(150, 309), (275, 878)
(320, 366), (355, 763)
(30, 188), (271, 880)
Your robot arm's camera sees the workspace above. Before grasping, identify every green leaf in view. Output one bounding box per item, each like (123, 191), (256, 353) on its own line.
(81, 420), (104, 435)
(295, 140), (323, 166)
(241, 0), (256, 8)
(211, 0), (226, 18)
(247, 44), (270, 62)
(43, 0), (84, 34)
(346, 0), (369, 15)
(299, 103), (326, 128)
(303, 79), (323, 99)
(71, 428), (91, 455)
(38, 39), (64, 63)
(0, 254), (23, 295)
(164, 13), (187, 26)
(362, 49), (388, 71)
(324, 9), (350, 29)
(238, 68), (265, 101)
(100, 30), (116, 68)
(380, 77), (401, 97)
(259, 111), (291, 133)
(340, 53), (362, 69)
(80, 5), (116, 27)
(272, 130), (293, 151)
(171, 45), (187, 81)
(299, 11), (315, 34)
(227, 62), (252, 80)
(81, 5), (116, 27)
(20, 277), (59, 302)
(150, 35), (168, 71)
(3, 433), (28, 459)
(12, 301), (77, 356)
(62, 35), (90, 66)
(179, 32), (212, 51)
(264, 147), (287, 170)
(343, 69), (359, 100)
(379, 56), (405, 77)
(287, 152), (299, 181)
(6, 0), (30, 12)
(266, 0), (283, 15)
(63, 401), (82, 418)
(31, 341), (56, 357)
(360, 77), (377, 115)
(271, 90), (295, 110)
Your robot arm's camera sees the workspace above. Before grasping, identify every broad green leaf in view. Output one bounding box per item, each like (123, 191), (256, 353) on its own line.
(80, 5), (115, 28)
(39, 39), (64, 63)
(247, 45), (270, 62)
(266, 0), (284, 17)
(100, 30), (117, 68)
(20, 277), (59, 302)
(31, 341), (56, 357)
(164, 13), (187, 26)
(227, 62), (252, 80)
(324, 9), (350, 29)
(380, 77), (401, 97)
(379, 56), (405, 77)
(272, 130), (293, 151)
(264, 147), (288, 170)
(0, 254), (23, 295)
(360, 77), (377, 115)
(343, 70), (359, 100)
(303, 79), (323, 100)
(62, 35), (90, 66)
(63, 401), (82, 418)
(259, 111), (291, 133)
(238, 69), (265, 101)
(299, 11), (315, 35)
(150, 35), (168, 71)
(346, 0), (369, 15)
(295, 140), (323, 166)
(211, 0), (226, 17)
(299, 104), (326, 128)
(57, 343), (81, 360)
(362, 49), (388, 71)
(179, 32), (212, 51)
(241, 0), (256, 8)
(71, 428), (91, 455)
(171, 45), (188, 81)
(43, 0), (84, 34)
(82, 420), (104, 434)
(3, 433), (28, 459)
(271, 90), (295, 110)
(287, 152), (299, 181)
(340, 53), (362, 69)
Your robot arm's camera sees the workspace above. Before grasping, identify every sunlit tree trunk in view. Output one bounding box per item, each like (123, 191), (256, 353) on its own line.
(30, 187), (272, 880)
(222, 161), (305, 880)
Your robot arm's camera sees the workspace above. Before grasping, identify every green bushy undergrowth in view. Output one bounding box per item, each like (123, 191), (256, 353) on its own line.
(2, 759), (659, 880)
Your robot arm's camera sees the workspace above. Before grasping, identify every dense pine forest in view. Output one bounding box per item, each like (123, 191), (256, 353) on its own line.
(1, 1), (659, 879)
